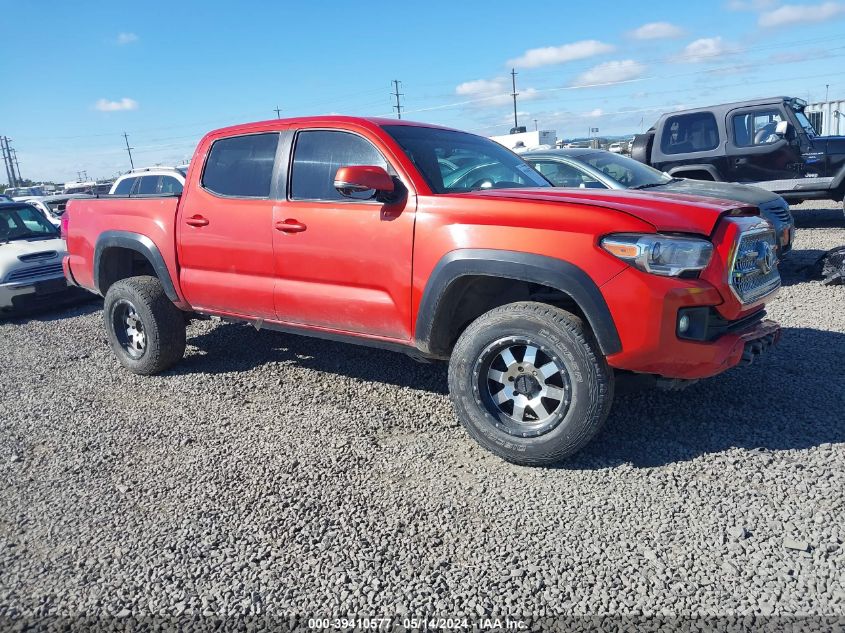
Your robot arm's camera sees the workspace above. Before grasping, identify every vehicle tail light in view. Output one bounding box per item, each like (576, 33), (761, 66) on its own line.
(60, 212), (69, 240)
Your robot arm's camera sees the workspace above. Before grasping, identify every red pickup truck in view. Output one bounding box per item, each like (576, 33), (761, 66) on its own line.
(63, 116), (781, 465)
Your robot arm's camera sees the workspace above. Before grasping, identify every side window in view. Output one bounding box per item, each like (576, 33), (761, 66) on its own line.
(660, 112), (720, 155)
(202, 133), (279, 198)
(732, 109), (784, 147)
(290, 130), (388, 201)
(113, 177), (135, 195)
(137, 176), (161, 195)
(160, 176), (183, 194)
(530, 160), (604, 188)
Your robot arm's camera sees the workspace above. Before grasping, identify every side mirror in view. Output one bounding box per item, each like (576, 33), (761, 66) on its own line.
(334, 165), (394, 199)
(775, 120), (791, 137)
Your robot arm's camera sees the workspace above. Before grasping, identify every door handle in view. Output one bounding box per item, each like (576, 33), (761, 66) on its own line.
(185, 215), (209, 227)
(275, 219), (307, 233)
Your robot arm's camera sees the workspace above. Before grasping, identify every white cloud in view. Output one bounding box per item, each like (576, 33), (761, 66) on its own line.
(630, 22), (685, 40)
(94, 98), (139, 112)
(759, 1), (845, 27)
(679, 37), (729, 63)
(572, 60), (646, 86)
(456, 78), (505, 96)
(116, 32), (138, 45)
(507, 40), (614, 69)
(454, 78), (541, 107)
(587, 108), (604, 118)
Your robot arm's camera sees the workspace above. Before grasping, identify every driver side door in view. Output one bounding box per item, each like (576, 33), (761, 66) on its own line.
(726, 107), (803, 184)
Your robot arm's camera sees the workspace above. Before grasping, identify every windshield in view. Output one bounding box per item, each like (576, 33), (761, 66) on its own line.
(0, 205), (59, 242)
(793, 109), (817, 136)
(382, 125), (550, 194)
(580, 152), (672, 188)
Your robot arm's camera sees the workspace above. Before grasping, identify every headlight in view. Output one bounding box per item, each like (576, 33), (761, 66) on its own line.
(600, 233), (713, 277)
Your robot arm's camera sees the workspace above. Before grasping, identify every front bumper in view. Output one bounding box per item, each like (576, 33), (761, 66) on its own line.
(601, 266), (780, 380)
(0, 276), (83, 313)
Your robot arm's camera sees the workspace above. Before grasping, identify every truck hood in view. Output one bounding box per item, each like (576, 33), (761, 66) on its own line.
(460, 188), (755, 235)
(810, 135), (845, 155)
(649, 179), (782, 206)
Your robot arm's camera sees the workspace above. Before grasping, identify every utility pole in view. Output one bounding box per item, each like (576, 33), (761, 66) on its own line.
(391, 80), (404, 119)
(274, 105), (282, 119)
(1, 137), (17, 187)
(534, 119), (538, 131)
(10, 148), (22, 184)
(123, 132), (135, 170)
(510, 68), (519, 131)
(825, 84), (830, 102)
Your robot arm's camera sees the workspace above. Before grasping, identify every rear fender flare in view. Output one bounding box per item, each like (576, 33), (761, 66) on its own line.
(667, 164), (723, 181)
(415, 249), (622, 357)
(93, 230), (178, 301)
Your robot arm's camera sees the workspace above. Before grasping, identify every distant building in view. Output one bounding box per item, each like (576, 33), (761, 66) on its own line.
(490, 130), (557, 152)
(805, 99), (845, 136)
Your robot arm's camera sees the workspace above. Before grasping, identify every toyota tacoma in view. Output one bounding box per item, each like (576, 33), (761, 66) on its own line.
(63, 117), (781, 465)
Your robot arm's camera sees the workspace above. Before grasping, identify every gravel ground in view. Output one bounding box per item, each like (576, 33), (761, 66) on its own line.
(1, 204), (844, 629)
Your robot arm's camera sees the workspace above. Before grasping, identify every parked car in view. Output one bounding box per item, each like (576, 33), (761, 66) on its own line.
(631, 96), (845, 217)
(64, 116), (781, 465)
(109, 167), (186, 195)
(0, 202), (82, 314)
(4, 186), (46, 200)
(524, 148), (795, 255)
(22, 194), (95, 227)
(607, 141), (627, 154)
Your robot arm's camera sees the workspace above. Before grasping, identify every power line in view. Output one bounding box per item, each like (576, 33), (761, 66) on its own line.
(391, 80), (404, 119)
(123, 132), (135, 170)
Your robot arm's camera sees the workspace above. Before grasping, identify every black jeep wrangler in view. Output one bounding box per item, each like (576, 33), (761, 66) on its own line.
(631, 96), (845, 216)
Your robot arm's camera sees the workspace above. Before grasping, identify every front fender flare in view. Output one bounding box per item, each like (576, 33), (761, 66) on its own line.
(93, 230), (179, 301)
(414, 249), (622, 357)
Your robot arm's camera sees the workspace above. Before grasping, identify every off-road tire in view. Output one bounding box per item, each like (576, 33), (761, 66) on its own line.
(103, 276), (186, 375)
(448, 301), (614, 466)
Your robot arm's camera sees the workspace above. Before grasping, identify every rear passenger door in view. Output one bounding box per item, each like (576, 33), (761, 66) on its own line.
(177, 132), (282, 318)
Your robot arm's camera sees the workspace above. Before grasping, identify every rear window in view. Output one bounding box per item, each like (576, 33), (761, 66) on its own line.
(137, 176), (160, 195)
(660, 112), (720, 155)
(160, 176), (183, 194)
(201, 133), (279, 198)
(113, 177), (136, 195)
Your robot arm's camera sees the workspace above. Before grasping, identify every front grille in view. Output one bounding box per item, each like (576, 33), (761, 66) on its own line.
(729, 229), (781, 304)
(4, 262), (64, 283)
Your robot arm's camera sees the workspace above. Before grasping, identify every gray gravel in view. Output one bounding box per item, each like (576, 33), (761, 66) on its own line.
(1, 204), (844, 628)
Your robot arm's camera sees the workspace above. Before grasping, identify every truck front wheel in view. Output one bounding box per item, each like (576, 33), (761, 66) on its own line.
(448, 302), (614, 466)
(103, 276), (186, 375)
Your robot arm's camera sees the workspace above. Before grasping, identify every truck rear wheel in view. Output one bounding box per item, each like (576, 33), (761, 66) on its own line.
(103, 276), (186, 375)
(448, 302), (614, 466)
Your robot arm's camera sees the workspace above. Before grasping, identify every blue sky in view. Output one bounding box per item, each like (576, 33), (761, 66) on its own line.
(3, 0), (845, 183)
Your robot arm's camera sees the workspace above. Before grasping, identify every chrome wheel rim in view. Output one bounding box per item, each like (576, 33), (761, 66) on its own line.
(472, 337), (572, 437)
(112, 299), (146, 359)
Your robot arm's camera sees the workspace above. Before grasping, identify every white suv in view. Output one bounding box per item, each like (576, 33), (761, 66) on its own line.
(109, 166), (187, 195)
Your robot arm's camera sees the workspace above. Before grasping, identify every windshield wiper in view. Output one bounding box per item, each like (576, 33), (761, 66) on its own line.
(631, 182), (668, 190)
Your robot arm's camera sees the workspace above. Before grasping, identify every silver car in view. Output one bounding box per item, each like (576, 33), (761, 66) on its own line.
(0, 202), (78, 314)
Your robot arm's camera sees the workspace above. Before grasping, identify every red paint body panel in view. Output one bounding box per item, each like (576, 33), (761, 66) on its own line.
(64, 115), (781, 382)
